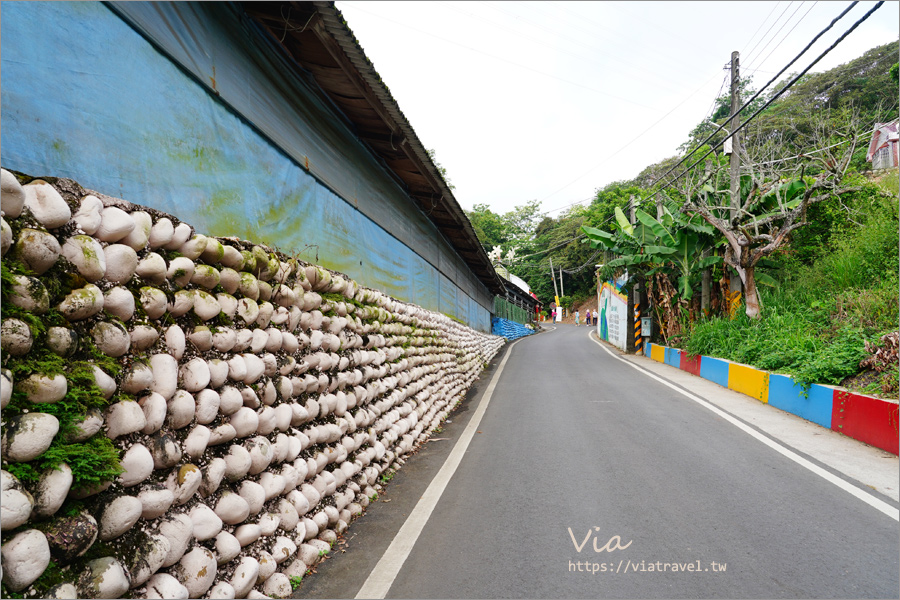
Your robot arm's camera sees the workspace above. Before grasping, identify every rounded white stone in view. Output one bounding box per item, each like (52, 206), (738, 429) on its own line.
(1, 471), (34, 529)
(215, 491), (250, 525)
(212, 327), (237, 352)
(207, 582), (236, 600)
(1, 217), (12, 257)
(118, 443), (154, 487)
(165, 222), (193, 251)
(0, 529), (50, 592)
(218, 268), (240, 294)
(224, 445), (252, 481)
(214, 531), (241, 565)
(2, 413), (59, 462)
(8, 274), (50, 314)
(219, 386), (243, 416)
(233, 523), (262, 547)
(238, 480), (266, 515)
(207, 359), (229, 388)
(67, 409), (103, 443)
(103, 286), (136, 321)
(103, 244), (139, 283)
(73, 194), (103, 235)
(80, 557), (130, 599)
(24, 180), (71, 229)
(271, 535), (297, 564)
(150, 354), (179, 400)
(18, 372), (68, 404)
(184, 425), (210, 459)
(191, 264), (220, 289)
(15, 228), (60, 274)
(194, 459), (224, 500)
(1, 318), (33, 356)
(166, 256), (195, 288)
(263, 573), (292, 598)
(92, 320), (130, 357)
(256, 550), (277, 585)
(230, 556), (260, 599)
(106, 399), (146, 438)
(122, 362), (154, 395)
(120, 210), (152, 251)
(200, 237), (225, 264)
(179, 234), (208, 260)
(159, 514), (194, 567)
(193, 390), (219, 425)
(242, 354), (265, 384)
(193, 290), (221, 321)
(168, 289), (195, 317)
(172, 546), (216, 598)
(144, 573), (189, 600)
(250, 328), (269, 354)
(186, 326), (212, 352)
(1, 169), (26, 218)
(230, 407), (259, 438)
(276, 498), (300, 532)
(139, 391), (167, 434)
(233, 328), (253, 352)
(99, 494), (142, 540)
(166, 390), (196, 429)
(217, 293), (239, 319)
(58, 284), (104, 320)
(139, 487), (175, 520)
(207, 423), (237, 447)
(149, 217), (175, 248)
(136, 251), (168, 284)
(96, 206), (135, 242)
(179, 358), (210, 394)
(189, 504), (223, 541)
(246, 437), (273, 475)
(150, 433), (183, 469)
(140, 286), (169, 319)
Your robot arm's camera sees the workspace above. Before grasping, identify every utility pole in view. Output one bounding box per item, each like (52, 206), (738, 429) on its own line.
(727, 51), (743, 301)
(630, 195), (641, 353)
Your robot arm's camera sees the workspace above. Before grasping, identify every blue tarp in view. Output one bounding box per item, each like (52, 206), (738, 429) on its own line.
(492, 318), (534, 341)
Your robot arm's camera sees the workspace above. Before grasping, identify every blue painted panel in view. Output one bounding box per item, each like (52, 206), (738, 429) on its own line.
(699, 356), (730, 388)
(768, 375), (834, 429)
(644, 343), (652, 358)
(664, 347), (681, 369)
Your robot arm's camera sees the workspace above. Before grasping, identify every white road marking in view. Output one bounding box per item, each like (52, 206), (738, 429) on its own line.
(589, 333), (899, 521)
(355, 339), (522, 598)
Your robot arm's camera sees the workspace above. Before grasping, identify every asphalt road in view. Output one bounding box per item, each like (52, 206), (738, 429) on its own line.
(295, 324), (899, 599)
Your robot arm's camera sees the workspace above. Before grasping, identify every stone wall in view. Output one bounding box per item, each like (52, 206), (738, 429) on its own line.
(0, 168), (505, 599)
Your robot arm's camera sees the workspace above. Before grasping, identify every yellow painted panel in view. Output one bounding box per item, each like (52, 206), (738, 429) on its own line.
(728, 363), (770, 403)
(651, 345), (665, 363)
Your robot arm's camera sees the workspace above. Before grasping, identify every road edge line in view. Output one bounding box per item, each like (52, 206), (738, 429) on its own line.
(588, 332), (899, 522)
(354, 338), (521, 598)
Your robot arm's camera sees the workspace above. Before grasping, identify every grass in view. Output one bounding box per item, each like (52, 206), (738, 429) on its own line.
(674, 179), (899, 397)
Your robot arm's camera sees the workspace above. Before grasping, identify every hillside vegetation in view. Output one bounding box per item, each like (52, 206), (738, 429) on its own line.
(467, 40), (899, 398)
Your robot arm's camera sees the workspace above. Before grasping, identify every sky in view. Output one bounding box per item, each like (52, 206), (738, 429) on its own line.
(334, 1), (899, 218)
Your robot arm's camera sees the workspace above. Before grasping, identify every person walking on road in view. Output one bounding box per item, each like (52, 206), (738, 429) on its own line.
(574, 310), (580, 326)
(585, 310), (591, 326)
(592, 309), (598, 326)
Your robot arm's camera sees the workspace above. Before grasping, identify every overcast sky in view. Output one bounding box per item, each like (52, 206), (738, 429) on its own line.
(335, 1), (898, 217)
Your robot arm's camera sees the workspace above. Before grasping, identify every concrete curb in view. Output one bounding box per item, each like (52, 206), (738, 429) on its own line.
(645, 343), (899, 455)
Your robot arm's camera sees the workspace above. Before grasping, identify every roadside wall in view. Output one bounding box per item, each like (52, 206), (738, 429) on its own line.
(0, 170), (505, 599)
(0, 1), (493, 331)
(646, 343), (899, 455)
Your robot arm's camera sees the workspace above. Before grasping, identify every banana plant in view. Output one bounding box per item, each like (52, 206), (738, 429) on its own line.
(582, 205), (722, 300)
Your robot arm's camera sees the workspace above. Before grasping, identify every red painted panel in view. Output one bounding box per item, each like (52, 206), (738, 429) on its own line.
(679, 353), (702, 377)
(832, 391), (899, 455)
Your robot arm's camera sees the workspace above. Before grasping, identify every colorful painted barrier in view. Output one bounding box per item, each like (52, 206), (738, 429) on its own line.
(645, 343), (899, 455)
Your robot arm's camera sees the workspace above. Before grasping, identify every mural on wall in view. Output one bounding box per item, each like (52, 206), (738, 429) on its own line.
(598, 275), (628, 351)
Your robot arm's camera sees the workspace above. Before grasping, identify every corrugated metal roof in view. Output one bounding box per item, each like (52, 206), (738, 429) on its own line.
(245, 1), (505, 296)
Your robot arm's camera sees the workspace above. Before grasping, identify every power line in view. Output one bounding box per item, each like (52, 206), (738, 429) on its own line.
(658, 1), (882, 197)
(744, 1), (807, 72)
(639, 1), (862, 201)
(743, 1), (796, 64)
(741, 1), (784, 57)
